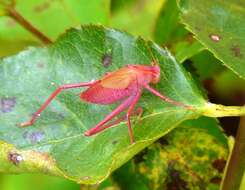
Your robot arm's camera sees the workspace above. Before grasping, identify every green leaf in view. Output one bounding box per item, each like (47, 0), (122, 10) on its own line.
(153, 0), (204, 63)
(0, 0), (12, 16)
(177, 0), (245, 79)
(190, 50), (225, 80)
(174, 39), (204, 63)
(0, 173), (79, 190)
(113, 161), (150, 190)
(0, 7), (6, 17)
(113, 117), (229, 190)
(153, 0), (187, 44)
(80, 177), (119, 190)
(110, 0), (137, 13)
(212, 70), (245, 102)
(111, 0), (164, 39)
(0, 0), (13, 6)
(0, 0), (110, 57)
(0, 25), (209, 184)
(0, 9), (5, 17)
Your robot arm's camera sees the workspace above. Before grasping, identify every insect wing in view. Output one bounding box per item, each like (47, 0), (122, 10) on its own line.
(101, 67), (136, 89)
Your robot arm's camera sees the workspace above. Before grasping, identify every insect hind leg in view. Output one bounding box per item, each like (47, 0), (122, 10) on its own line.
(19, 81), (98, 127)
(87, 107), (143, 135)
(84, 95), (135, 136)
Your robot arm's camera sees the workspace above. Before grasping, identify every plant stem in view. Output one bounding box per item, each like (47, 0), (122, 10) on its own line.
(6, 6), (52, 44)
(221, 117), (245, 190)
(203, 103), (245, 117)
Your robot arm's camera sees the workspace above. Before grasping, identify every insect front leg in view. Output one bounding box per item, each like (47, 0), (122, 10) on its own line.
(144, 84), (194, 110)
(19, 81), (99, 127)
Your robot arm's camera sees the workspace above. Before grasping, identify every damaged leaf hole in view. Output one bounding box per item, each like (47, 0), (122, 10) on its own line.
(0, 97), (16, 113)
(209, 34), (221, 42)
(8, 152), (23, 165)
(102, 53), (112, 68)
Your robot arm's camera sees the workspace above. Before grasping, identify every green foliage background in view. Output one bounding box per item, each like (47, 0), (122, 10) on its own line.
(0, 0), (244, 190)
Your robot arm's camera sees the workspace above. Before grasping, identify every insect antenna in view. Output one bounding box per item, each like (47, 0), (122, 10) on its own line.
(145, 40), (159, 67)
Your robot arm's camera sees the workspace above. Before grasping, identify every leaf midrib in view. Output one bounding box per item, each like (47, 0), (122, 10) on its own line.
(19, 109), (186, 150)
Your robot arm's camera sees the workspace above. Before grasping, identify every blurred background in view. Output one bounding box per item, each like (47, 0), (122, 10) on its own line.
(0, 0), (244, 189)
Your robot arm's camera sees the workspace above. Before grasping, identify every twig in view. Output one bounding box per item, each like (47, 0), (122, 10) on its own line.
(221, 117), (245, 190)
(5, 6), (52, 44)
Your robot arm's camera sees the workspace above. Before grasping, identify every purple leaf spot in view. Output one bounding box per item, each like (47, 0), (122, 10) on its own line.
(1, 97), (16, 113)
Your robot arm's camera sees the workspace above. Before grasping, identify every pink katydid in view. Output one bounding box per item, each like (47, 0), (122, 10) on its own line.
(20, 61), (193, 144)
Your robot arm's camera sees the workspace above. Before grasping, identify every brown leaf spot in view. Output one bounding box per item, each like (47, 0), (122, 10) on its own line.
(166, 162), (188, 190)
(58, 113), (65, 119)
(158, 137), (169, 146)
(210, 176), (221, 184)
(212, 159), (226, 173)
(102, 54), (112, 68)
(195, 26), (201, 31)
(1, 97), (16, 113)
(166, 171), (188, 190)
(37, 63), (44, 68)
(231, 45), (243, 58)
(209, 34), (221, 42)
(33, 2), (50, 13)
(112, 140), (118, 145)
(134, 148), (147, 163)
(186, 33), (195, 44)
(8, 152), (23, 165)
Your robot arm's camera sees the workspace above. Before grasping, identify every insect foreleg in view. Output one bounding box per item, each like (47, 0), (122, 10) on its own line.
(144, 84), (193, 110)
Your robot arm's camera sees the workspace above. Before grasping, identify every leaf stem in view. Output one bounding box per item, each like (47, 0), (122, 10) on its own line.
(221, 117), (245, 190)
(203, 103), (245, 117)
(5, 6), (52, 44)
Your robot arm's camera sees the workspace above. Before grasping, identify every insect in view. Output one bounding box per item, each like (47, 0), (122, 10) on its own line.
(20, 61), (193, 144)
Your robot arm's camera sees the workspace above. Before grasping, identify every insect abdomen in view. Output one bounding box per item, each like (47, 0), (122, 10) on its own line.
(80, 84), (132, 105)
